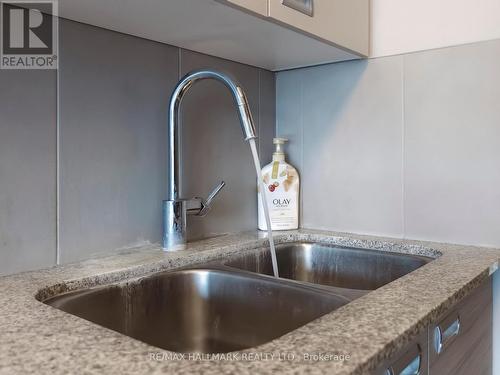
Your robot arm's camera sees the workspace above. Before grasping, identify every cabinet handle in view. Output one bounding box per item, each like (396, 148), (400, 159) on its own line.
(282, 0), (314, 17)
(434, 315), (461, 354)
(384, 351), (421, 375)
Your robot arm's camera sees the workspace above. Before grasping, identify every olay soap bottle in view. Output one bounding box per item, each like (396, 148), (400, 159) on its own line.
(258, 138), (299, 230)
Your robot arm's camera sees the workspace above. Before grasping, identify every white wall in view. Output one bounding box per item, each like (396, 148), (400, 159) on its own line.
(371, 0), (500, 57)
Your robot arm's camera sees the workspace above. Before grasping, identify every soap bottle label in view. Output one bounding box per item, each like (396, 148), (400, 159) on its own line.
(258, 163), (299, 230)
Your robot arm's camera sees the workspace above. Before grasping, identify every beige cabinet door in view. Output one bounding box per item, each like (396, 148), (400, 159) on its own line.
(222, 0), (268, 16)
(268, 0), (369, 55)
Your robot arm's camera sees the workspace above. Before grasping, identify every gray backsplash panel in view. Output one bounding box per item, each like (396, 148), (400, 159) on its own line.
(404, 39), (500, 247)
(58, 20), (179, 263)
(0, 70), (57, 275)
(258, 69), (276, 163)
(277, 39), (500, 247)
(58, 20), (275, 262)
(276, 68), (303, 174)
(278, 58), (404, 238)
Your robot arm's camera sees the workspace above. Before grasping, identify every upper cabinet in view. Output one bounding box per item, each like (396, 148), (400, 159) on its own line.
(59, 0), (369, 71)
(224, 0), (268, 16)
(267, 0), (369, 55)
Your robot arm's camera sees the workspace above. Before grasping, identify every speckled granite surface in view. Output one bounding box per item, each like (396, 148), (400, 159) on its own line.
(0, 229), (499, 375)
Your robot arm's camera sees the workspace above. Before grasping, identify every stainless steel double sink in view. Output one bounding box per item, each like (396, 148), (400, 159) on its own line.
(43, 242), (432, 353)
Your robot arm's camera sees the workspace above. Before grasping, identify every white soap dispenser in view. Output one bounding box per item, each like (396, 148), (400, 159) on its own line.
(258, 138), (299, 231)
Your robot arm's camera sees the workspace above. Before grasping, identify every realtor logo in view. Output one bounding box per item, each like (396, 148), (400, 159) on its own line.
(1, 0), (58, 69)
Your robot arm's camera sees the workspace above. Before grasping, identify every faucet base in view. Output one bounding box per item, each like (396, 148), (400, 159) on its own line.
(162, 200), (187, 251)
(162, 243), (187, 252)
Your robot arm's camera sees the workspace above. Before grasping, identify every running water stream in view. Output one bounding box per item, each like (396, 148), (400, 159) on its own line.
(249, 139), (279, 278)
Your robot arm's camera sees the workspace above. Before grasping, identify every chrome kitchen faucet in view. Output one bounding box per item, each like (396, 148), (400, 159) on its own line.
(163, 70), (257, 251)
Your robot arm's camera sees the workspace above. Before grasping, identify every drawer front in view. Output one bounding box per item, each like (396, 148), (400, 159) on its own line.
(429, 278), (492, 375)
(375, 330), (429, 375)
(268, 0), (369, 55)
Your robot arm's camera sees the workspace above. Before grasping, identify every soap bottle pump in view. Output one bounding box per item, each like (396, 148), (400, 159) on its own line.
(258, 138), (299, 230)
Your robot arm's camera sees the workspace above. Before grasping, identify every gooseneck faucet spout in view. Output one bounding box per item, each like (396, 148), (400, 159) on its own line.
(163, 70), (257, 251)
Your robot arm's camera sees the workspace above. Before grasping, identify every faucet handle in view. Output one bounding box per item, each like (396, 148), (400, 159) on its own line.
(198, 181), (226, 217)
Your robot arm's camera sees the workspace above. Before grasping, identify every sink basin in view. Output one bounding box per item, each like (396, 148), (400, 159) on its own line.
(223, 242), (432, 290)
(43, 268), (348, 353)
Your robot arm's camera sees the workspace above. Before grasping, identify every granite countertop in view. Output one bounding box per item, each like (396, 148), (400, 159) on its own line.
(0, 229), (499, 375)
